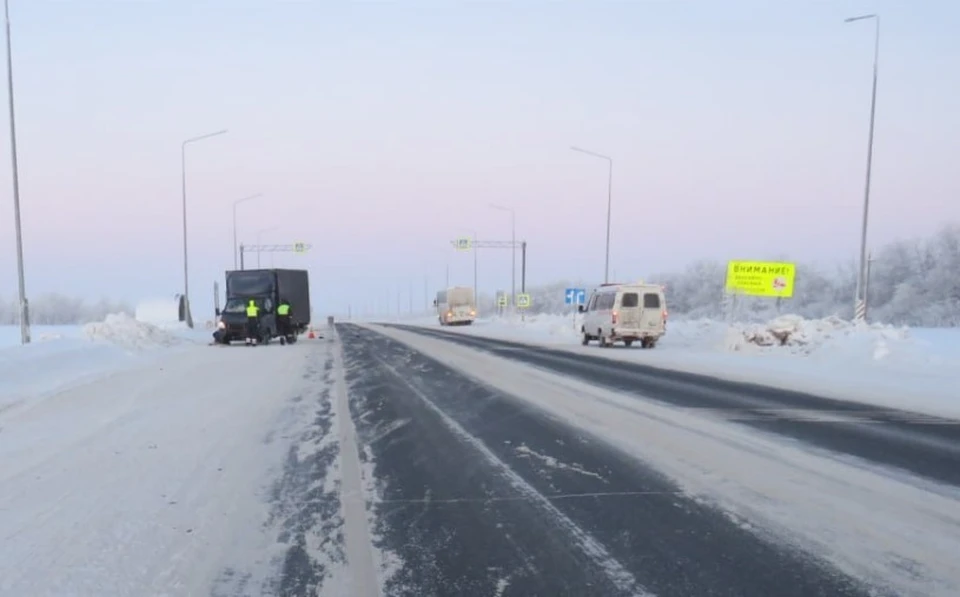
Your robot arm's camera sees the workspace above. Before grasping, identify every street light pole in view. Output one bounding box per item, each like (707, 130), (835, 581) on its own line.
(181, 128), (228, 328)
(845, 14), (880, 322)
(232, 193), (262, 269)
(4, 0), (28, 344)
(473, 231), (478, 313)
(571, 146), (614, 283)
(489, 204), (516, 313)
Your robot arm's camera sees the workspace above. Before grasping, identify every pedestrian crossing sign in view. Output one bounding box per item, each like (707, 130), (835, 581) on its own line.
(516, 293), (531, 308)
(455, 238), (472, 251)
(293, 242), (307, 253)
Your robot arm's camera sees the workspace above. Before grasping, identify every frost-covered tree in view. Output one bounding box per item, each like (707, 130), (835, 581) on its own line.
(515, 224), (960, 327)
(0, 294), (133, 325)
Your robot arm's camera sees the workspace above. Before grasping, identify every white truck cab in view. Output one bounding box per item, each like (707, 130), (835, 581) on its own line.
(578, 282), (667, 348)
(434, 286), (476, 326)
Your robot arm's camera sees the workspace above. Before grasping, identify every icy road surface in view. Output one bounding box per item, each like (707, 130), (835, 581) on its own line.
(2, 324), (959, 596)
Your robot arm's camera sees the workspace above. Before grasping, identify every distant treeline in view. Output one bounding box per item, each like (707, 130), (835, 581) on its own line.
(498, 224), (960, 327)
(0, 294), (133, 325)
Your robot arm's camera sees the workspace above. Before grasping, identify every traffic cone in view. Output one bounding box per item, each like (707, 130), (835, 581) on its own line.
(307, 326), (315, 339)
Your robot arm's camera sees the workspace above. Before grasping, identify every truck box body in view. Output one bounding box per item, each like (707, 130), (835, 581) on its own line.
(275, 269), (311, 326)
(435, 286), (476, 325)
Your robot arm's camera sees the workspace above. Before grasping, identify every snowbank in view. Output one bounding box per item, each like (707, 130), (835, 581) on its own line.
(84, 313), (184, 350)
(420, 314), (960, 417)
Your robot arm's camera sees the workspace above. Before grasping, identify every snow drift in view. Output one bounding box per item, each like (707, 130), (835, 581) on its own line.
(84, 313), (183, 350)
(724, 314), (911, 358)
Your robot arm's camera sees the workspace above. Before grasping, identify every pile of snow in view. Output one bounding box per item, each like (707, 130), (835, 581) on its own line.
(84, 313), (183, 350)
(724, 314), (910, 359)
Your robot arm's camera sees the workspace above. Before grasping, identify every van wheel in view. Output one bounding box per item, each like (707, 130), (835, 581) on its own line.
(624, 339), (634, 348)
(598, 331), (609, 348)
(640, 338), (654, 349)
(581, 333), (590, 346)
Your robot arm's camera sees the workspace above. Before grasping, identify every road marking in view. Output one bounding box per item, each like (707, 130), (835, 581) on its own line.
(373, 354), (654, 597)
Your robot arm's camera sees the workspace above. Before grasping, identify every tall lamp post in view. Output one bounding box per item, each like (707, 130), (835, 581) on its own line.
(232, 193), (261, 269)
(571, 146), (613, 283)
(845, 13), (880, 322)
(4, 0), (28, 344)
(181, 128), (227, 328)
(489, 204), (516, 313)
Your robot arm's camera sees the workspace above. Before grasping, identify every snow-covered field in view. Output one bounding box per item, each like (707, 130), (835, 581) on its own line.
(399, 313), (960, 418)
(0, 315), (213, 414)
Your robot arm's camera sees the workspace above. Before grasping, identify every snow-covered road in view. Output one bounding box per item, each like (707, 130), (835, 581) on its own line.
(2, 322), (958, 596)
(0, 335), (352, 597)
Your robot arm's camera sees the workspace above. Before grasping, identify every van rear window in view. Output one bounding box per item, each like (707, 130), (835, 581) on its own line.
(643, 293), (661, 309)
(621, 293), (639, 308)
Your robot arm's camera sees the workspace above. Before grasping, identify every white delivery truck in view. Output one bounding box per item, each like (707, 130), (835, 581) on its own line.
(434, 286), (476, 326)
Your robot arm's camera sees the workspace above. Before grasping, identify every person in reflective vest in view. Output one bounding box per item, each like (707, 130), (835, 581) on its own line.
(245, 299), (260, 344)
(276, 298), (292, 338)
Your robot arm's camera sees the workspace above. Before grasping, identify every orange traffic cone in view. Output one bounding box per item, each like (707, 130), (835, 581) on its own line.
(307, 326), (315, 339)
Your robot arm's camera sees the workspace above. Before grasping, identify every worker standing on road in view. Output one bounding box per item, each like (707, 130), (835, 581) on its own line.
(276, 297), (292, 340)
(245, 299), (261, 345)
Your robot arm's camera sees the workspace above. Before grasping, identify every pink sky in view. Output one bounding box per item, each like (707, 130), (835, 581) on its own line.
(0, 1), (957, 316)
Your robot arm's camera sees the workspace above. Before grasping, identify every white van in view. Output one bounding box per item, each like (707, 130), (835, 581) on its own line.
(578, 282), (667, 348)
(434, 286), (476, 326)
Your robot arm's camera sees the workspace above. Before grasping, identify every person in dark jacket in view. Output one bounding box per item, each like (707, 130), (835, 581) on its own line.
(245, 299), (260, 344)
(276, 297), (292, 338)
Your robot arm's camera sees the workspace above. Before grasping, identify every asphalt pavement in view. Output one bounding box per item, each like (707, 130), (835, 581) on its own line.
(337, 323), (879, 597)
(388, 324), (960, 488)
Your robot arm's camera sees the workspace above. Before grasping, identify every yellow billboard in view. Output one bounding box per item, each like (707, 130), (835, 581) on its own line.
(725, 261), (796, 298)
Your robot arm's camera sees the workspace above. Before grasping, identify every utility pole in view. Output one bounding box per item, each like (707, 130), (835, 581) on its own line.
(4, 0), (29, 344)
(572, 146), (614, 284)
(845, 14), (881, 322)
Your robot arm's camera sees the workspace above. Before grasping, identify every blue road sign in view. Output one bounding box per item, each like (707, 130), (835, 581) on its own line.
(565, 288), (586, 305)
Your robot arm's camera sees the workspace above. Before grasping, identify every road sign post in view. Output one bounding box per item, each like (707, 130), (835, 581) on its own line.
(565, 287), (586, 328)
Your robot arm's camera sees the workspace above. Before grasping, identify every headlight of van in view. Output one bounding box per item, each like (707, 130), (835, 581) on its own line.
(217, 320), (226, 329)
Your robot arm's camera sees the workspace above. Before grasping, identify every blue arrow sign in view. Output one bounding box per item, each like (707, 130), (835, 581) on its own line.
(565, 287), (586, 305)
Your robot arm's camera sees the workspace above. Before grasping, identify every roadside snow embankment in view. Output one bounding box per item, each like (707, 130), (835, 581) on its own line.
(432, 313), (960, 417)
(0, 314), (199, 411)
(85, 312), (185, 350)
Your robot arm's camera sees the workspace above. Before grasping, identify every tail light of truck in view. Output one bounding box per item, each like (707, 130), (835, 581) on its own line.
(611, 310), (618, 325)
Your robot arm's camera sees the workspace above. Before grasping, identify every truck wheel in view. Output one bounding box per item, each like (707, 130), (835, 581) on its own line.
(581, 333), (590, 346)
